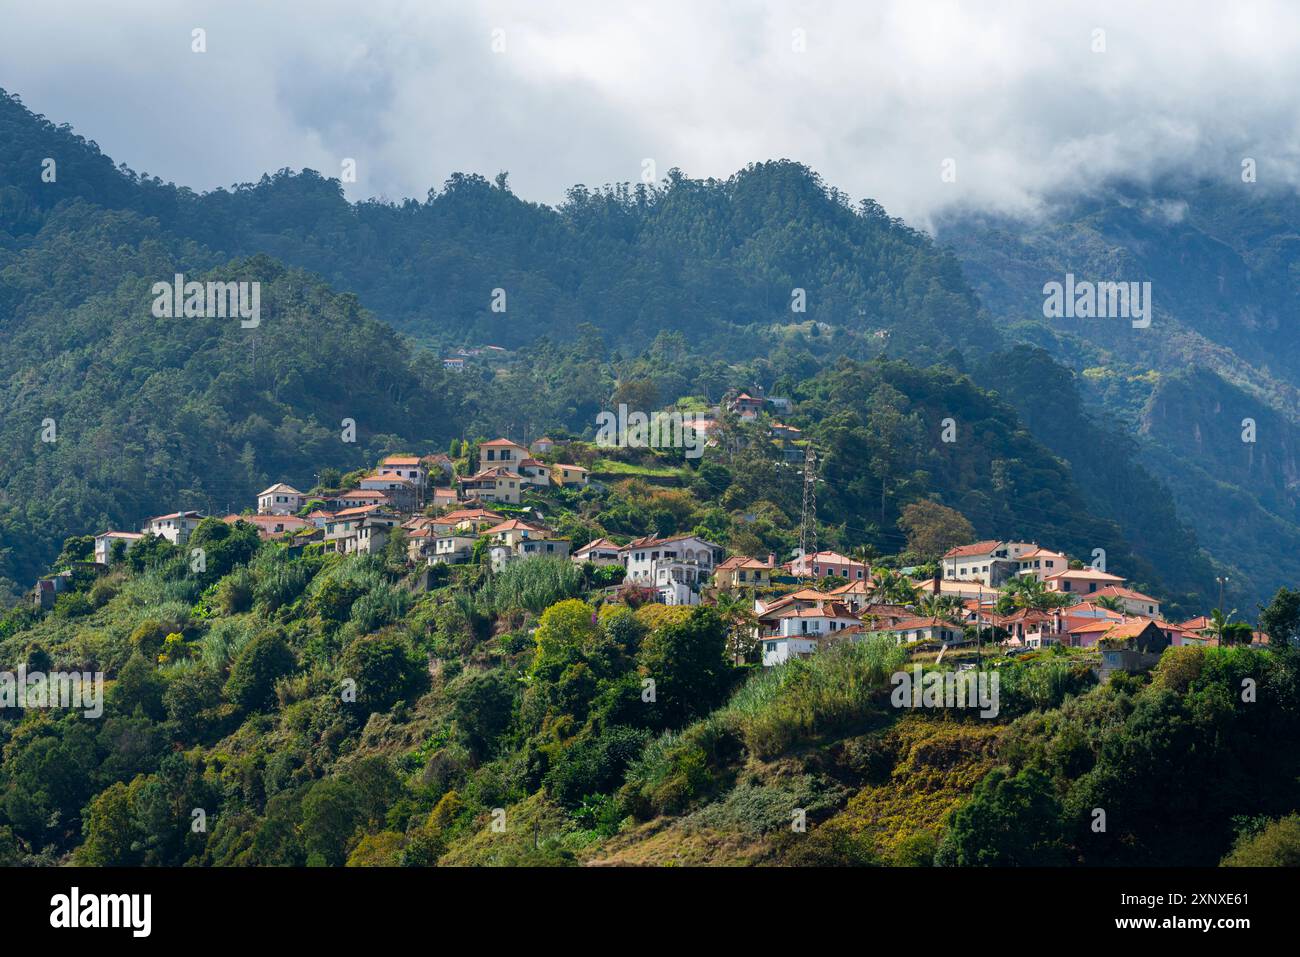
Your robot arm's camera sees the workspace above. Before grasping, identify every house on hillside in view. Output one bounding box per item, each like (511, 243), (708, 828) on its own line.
(141, 511), (205, 546)
(621, 534), (722, 585)
(359, 473), (418, 512)
(1012, 547), (1070, 582)
(786, 549), (867, 581)
(258, 483), (304, 516)
(1045, 567), (1127, 596)
(489, 535), (570, 571)
(550, 463), (589, 488)
(572, 538), (623, 567)
(757, 593), (861, 665)
(728, 392), (765, 420)
(331, 489), (390, 510)
(1099, 620), (1172, 679)
(323, 505), (397, 554)
(530, 437), (556, 455)
(714, 554), (775, 591)
(517, 458), (554, 488)
(478, 438), (529, 471)
(94, 531), (143, 564)
(940, 540), (1035, 588)
(222, 514), (312, 540)
(1090, 585), (1161, 618)
(457, 466), (522, 504)
(432, 508), (504, 535)
(429, 487), (459, 509)
(880, 616), (965, 646)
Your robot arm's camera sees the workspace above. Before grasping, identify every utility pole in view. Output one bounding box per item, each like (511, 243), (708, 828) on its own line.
(798, 446), (817, 563)
(1216, 576), (1229, 646)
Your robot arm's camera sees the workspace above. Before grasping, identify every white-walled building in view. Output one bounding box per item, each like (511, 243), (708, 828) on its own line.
(94, 531), (143, 564)
(258, 483), (304, 515)
(620, 534), (722, 584)
(141, 511), (205, 546)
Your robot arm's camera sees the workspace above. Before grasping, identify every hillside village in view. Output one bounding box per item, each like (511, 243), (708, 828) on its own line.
(38, 402), (1268, 682)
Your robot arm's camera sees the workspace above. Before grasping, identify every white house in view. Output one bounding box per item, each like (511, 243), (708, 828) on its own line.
(880, 616), (965, 645)
(478, 438), (529, 470)
(94, 531), (143, 564)
(620, 534), (722, 585)
(760, 634), (822, 666)
(940, 541), (1036, 587)
(258, 483), (304, 516)
(432, 533), (478, 565)
(1013, 547), (1070, 582)
(378, 455), (427, 489)
(572, 537), (623, 566)
(141, 511), (205, 546)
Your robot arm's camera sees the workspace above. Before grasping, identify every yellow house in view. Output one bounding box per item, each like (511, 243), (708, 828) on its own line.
(713, 555), (774, 590)
(456, 467), (522, 504)
(550, 463), (589, 488)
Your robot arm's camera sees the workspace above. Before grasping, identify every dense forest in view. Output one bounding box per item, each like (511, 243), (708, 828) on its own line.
(0, 87), (1241, 608)
(1, 477), (1297, 866)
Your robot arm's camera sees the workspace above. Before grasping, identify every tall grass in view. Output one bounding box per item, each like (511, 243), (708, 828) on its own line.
(723, 634), (908, 759)
(482, 557), (585, 615)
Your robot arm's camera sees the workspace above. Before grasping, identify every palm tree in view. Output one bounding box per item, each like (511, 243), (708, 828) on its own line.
(1000, 575), (1070, 614)
(1095, 595), (1124, 613)
(1209, 607), (1238, 647)
(870, 567), (919, 607)
(914, 593), (959, 618)
(714, 591), (759, 664)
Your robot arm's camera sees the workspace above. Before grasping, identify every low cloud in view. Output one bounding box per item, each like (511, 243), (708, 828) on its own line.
(3, 0), (1299, 226)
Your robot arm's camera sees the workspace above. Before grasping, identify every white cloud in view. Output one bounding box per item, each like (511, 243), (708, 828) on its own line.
(3, 0), (1299, 226)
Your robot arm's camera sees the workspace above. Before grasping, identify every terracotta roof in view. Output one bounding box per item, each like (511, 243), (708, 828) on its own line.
(481, 438), (526, 448)
(461, 467), (522, 481)
(259, 483), (302, 496)
(759, 589), (839, 615)
(1091, 585), (1160, 603)
(147, 510), (205, 522)
(827, 579), (873, 595)
(1101, 619), (1163, 641)
(574, 537), (622, 554)
(884, 616), (963, 631)
(770, 601), (858, 619)
(363, 472), (415, 486)
(716, 555), (773, 571)
(381, 455), (421, 466)
(942, 540), (1004, 559)
(620, 534), (718, 550)
(485, 518), (547, 534)
(334, 505), (388, 518)
(1016, 547), (1067, 560)
(1046, 568), (1125, 582)
(440, 508), (504, 521)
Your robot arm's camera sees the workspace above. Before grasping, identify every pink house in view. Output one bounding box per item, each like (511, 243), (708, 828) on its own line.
(786, 550), (868, 581)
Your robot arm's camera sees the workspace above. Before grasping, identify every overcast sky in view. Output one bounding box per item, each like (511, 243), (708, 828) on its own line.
(3, 0), (1299, 227)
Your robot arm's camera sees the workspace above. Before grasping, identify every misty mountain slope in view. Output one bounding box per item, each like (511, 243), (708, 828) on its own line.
(938, 179), (1300, 398)
(1, 89), (1001, 365)
(940, 180), (1300, 609)
(0, 88), (1229, 610)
